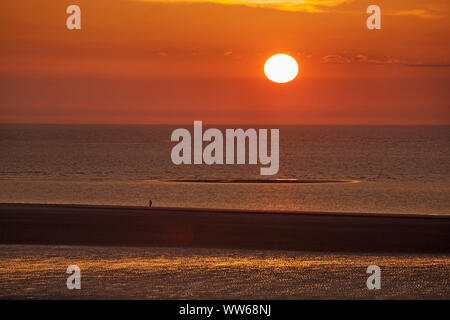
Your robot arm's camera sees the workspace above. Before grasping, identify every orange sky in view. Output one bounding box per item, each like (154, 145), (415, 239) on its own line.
(0, 0), (449, 124)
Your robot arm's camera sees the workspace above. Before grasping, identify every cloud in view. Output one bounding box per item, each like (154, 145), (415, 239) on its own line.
(322, 54), (407, 65)
(134, 1), (447, 20)
(388, 9), (443, 19)
(407, 63), (450, 68)
(323, 54), (450, 68)
(134, 0), (354, 13)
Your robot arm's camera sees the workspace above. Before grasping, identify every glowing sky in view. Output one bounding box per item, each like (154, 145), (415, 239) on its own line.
(0, 0), (448, 124)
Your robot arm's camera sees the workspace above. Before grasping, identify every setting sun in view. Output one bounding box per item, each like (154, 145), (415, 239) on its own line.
(264, 54), (299, 83)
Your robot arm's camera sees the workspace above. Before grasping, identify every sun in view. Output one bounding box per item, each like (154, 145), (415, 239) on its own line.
(264, 54), (299, 83)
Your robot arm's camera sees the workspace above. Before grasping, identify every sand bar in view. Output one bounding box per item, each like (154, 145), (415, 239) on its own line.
(0, 203), (449, 253)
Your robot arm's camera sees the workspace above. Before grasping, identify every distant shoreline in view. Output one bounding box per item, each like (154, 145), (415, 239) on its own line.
(1, 203), (449, 253)
(158, 178), (359, 184)
(2, 202), (449, 219)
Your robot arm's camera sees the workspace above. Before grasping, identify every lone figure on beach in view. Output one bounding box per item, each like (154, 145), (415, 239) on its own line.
(149, 200), (152, 207)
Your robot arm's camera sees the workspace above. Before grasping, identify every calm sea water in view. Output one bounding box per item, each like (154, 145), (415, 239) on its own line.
(1, 245), (448, 299)
(0, 124), (449, 214)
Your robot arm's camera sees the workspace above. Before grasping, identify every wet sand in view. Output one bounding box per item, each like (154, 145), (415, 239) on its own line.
(1, 245), (449, 299)
(1, 203), (449, 253)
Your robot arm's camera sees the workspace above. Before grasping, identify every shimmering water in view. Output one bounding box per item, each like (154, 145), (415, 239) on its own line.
(0, 245), (448, 299)
(0, 125), (449, 214)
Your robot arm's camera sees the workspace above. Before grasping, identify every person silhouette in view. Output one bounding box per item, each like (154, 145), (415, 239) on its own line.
(149, 200), (152, 207)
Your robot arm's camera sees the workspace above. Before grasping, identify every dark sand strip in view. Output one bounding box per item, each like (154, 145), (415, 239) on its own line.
(161, 178), (356, 183)
(0, 203), (449, 253)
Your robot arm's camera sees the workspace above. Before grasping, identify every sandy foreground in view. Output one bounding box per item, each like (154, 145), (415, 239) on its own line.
(0, 203), (449, 253)
(0, 245), (448, 299)
(0, 204), (449, 299)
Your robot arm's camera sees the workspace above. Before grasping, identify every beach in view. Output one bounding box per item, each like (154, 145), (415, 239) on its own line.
(0, 203), (449, 253)
(0, 203), (449, 299)
(1, 245), (449, 299)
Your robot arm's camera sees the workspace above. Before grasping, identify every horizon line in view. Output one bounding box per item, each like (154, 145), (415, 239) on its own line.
(0, 122), (449, 126)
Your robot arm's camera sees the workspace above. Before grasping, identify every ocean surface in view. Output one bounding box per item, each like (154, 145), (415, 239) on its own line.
(0, 124), (449, 215)
(0, 245), (448, 299)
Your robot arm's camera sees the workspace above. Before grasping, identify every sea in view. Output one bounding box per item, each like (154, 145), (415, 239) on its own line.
(0, 245), (448, 299)
(0, 124), (449, 215)
(1, 124), (449, 299)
